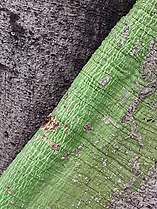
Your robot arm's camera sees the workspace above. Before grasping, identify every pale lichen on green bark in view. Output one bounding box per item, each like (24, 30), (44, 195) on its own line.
(0, 0), (157, 208)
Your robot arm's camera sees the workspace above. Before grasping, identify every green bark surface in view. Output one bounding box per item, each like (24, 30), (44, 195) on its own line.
(0, 0), (157, 208)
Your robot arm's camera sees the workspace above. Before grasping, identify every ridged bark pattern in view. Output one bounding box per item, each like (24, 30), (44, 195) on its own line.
(0, 0), (157, 208)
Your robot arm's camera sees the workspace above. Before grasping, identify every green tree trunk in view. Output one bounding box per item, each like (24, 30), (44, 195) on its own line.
(0, 0), (157, 208)
(0, 0), (135, 175)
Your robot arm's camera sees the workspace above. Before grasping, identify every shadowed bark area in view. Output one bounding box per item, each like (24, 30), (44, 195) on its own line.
(0, 0), (135, 174)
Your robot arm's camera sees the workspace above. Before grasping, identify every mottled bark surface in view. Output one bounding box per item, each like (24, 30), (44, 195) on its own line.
(0, 0), (135, 174)
(106, 164), (157, 209)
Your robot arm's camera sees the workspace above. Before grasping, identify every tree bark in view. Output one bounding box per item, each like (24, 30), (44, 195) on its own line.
(0, 0), (135, 174)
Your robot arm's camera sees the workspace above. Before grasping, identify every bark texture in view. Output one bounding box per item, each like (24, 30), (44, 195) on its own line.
(0, 1), (157, 208)
(0, 0), (135, 174)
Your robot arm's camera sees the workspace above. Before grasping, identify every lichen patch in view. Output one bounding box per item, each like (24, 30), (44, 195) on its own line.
(123, 155), (141, 190)
(130, 121), (143, 147)
(121, 41), (157, 147)
(63, 93), (68, 99)
(149, 100), (157, 107)
(142, 41), (157, 77)
(99, 75), (110, 87)
(101, 114), (112, 124)
(130, 41), (141, 56)
(121, 97), (139, 123)
(132, 154), (141, 176)
(138, 79), (157, 99)
(119, 20), (130, 48)
(50, 142), (60, 154)
(61, 154), (68, 160)
(84, 123), (93, 132)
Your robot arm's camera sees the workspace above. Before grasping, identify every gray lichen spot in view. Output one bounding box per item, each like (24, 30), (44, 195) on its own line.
(130, 121), (143, 147)
(61, 154), (68, 160)
(124, 176), (137, 190)
(99, 75), (110, 87)
(71, 178), (78, 183)
(77, 145), (83, 150)
(119, 20), (130, 48)
(138, 79), (157, 99)
(6, 187), (14, 195)
(106, 164), (157, 209)
(121, 41), (157, 147)
(142, 41), (157, 79)
(101, 114), (112, 124)
(132, 154), (141, 176)
(140, 41), (157, 99)
(50, 142), (60, 154)
(84, 123), (93, 132)
(149, 100), (157, 107)
(124, 154), (141, 190)
(76, 200), (81, 208)
(93, 140), (99, 145)
(99, 158), (107, 167)
(10, 200), (15, 205)
(95, 197), (101, 203)
(130, 40), (141, 56)
(84, 176), (91, 185)
(121, 97), (139, 123)
(20, 203), (24, 208)
(114, 31), (118, 40)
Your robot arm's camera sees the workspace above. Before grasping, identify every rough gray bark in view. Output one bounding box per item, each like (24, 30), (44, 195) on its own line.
(0, 0), (135, 174)
(107, 165), (157, 209)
